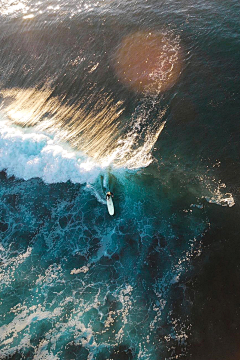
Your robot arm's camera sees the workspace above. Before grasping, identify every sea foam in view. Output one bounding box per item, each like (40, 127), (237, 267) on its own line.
(0, 117), (102, 184)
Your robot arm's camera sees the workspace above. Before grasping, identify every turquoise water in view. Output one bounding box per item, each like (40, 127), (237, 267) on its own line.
(0, 1), (240, 359)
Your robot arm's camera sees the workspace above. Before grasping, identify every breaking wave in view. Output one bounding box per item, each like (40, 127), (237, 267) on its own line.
(0, 86), (167, 184)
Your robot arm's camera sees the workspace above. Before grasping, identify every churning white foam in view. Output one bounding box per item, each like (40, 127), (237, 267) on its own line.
(0, 117), (102, 184)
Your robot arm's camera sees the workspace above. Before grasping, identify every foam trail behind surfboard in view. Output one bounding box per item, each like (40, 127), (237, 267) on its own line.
(103, 172), (110, 191)
(85, 184), (106, 205)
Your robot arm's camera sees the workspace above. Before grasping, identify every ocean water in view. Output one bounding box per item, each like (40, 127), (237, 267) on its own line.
(0, 1), (240, 359)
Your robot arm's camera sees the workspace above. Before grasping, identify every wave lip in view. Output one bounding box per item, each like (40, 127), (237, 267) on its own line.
(0, 86), (167, 180)
(0, 113), (166, 184)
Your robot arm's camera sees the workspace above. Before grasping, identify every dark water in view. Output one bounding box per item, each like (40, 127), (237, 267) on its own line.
(0, 1), (240, 359)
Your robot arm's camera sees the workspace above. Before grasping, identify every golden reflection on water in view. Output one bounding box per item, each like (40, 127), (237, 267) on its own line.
(0, 1), (28, 16)
(0, 87), (166, 169)
(1, 87), (125, 160)
(114, 31), (182, 94)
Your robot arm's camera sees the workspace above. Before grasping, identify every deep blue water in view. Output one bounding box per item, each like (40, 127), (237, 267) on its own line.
(0, 1), (240, 359)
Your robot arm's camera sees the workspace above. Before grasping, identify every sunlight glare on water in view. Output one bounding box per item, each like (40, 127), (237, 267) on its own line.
(114, 31), (183, 94)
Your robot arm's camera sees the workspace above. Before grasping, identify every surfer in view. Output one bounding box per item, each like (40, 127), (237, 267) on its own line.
(106, 192), (114, 216)
(106, 191), (114, 200)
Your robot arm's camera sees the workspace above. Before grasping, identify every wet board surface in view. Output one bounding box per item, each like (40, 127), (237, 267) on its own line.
(107, 196), (114, 216)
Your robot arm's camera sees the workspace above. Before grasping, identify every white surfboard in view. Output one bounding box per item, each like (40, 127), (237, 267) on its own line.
(106, 196), (114, 216)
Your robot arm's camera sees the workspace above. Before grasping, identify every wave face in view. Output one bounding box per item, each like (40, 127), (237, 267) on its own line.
(0, 1), (239, 360)
(0, 87), (166, 170)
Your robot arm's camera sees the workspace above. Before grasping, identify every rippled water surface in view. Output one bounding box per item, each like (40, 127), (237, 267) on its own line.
(0, 0), (240, 359)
